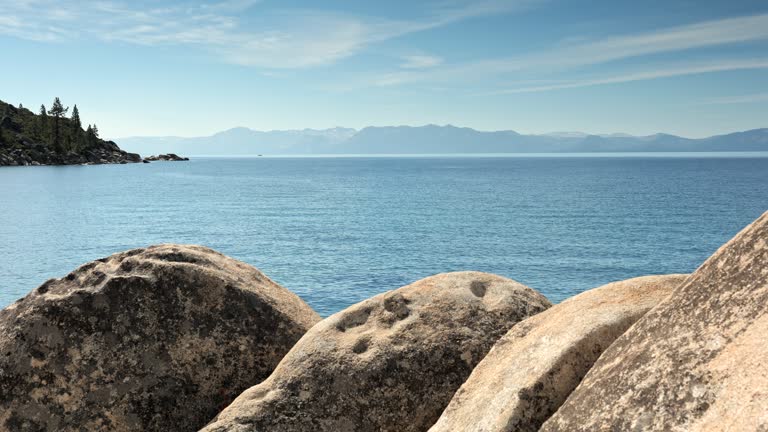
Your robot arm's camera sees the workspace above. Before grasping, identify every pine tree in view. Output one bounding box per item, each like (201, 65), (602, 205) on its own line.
(86, 124), (95, 147)
(71, 105), (81, 130)
(85, 123), (102, 148)
(70, 105), (82, 151)
(47, 97), (69, 153)
(38, 104), (48, 142)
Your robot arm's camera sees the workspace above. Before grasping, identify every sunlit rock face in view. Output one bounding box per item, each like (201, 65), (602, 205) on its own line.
(202, 271), (551, 432)
(429, 274), (686, 432)
(541, 211), (768, 432)
(0, 244), (320, 432)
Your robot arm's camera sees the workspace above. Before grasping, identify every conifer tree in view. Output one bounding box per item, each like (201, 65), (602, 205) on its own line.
(70, 105), (82, 151)
(47, 97), (69, 153)
(86, 123), (101, 147)
(86, 124), (95, 147)
(38, 104), (48, 142)
(71, 105), (81, 130)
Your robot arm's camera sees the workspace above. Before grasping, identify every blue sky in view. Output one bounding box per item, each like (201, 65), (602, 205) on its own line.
(1, 0), (767, 138)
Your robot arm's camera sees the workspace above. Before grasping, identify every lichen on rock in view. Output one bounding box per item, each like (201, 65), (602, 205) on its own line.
(0, 244), (320, 432)
(201, 271), (551, 432)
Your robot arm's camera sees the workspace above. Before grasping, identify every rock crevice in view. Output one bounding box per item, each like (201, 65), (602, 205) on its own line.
(428, 274), (687, 432)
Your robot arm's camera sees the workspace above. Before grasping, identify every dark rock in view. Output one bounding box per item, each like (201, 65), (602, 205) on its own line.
(0, 116), (21, 133)
(0, 140), (146, 167)
(144, 153), (189, 162)
(0, 244), (320, 431)
(202, 271), (551, 432)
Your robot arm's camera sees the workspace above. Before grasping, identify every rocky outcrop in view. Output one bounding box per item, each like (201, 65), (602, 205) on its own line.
(144, 153), (189, 162)
(0, 244), (320, 432)
(541, 211), (768, 431)
(429, 274), (687, 432)
(0, 139), (142, 166)
(201, 271), (551, 432)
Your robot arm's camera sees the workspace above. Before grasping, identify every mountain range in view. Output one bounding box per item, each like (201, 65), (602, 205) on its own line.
(115, 125), (768, 156)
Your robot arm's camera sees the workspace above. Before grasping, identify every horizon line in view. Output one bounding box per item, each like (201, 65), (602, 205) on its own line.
(111, 125), (768, 142)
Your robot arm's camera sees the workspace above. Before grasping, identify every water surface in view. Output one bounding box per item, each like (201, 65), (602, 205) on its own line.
(1, 154), (767, 316)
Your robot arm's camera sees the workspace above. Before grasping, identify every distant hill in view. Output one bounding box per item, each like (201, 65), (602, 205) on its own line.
(117, 125), (768, 155)
(118, 127), (356, 156)
(0, 99), (141, 166)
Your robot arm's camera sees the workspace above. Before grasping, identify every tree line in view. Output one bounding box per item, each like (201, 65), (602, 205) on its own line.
(1, 97), (103, 153)
(38, 97), (102, 153)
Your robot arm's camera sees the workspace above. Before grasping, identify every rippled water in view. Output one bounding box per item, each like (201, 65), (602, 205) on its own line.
(1, 154), (767, 316)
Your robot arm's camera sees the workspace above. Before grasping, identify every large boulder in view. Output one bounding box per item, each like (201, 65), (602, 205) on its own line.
(0, 244), (321, 432)
(429, 274), (687, 432)
(202, 271), (551, 432)
(541, 211), (768, 431)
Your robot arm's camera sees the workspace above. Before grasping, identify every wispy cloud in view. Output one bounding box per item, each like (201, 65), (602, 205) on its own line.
(400, 55), (444, 69)
(369, 13), (768, 87)
(491, 59), (768, 93)
(700, 92), (768, 105)
(0, 0), (538, 68)
(538, 13), (768, 70)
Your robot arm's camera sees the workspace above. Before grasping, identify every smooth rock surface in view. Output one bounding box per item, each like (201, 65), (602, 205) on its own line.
(0, 244), (320, 432)
(202, 271), (551, 432)
(429, 274), (686, 432)
(541, 210), (768, 431)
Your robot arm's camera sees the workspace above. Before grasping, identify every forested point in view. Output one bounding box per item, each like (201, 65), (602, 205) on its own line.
(0, 97), (142, 166)
(0, 97), (104, 152)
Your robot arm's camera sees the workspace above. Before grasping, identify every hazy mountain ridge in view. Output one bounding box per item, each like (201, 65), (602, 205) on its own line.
(116, 125), (768, 155)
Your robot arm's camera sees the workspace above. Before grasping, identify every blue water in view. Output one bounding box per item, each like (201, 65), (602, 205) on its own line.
(1, 154), (767, 316)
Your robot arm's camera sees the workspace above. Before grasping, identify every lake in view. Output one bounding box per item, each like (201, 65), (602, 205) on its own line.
(1, 154), (767, 316)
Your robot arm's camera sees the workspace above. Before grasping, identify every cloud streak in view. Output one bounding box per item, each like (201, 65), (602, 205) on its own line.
(0, 0), (537, 68)
(700, 92), (768, 105)
(400, 55), (444, 69)
(541, 13), (768, 70)
(369, 13), (768, 87)
(490, 59), (768, 94)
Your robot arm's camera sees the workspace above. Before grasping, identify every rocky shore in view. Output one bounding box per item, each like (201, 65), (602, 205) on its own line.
(1, 212), (767, 431)
(0, 140), (143, 166)
(0, 99), (186, 167)
(143, 153), (189, 162)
